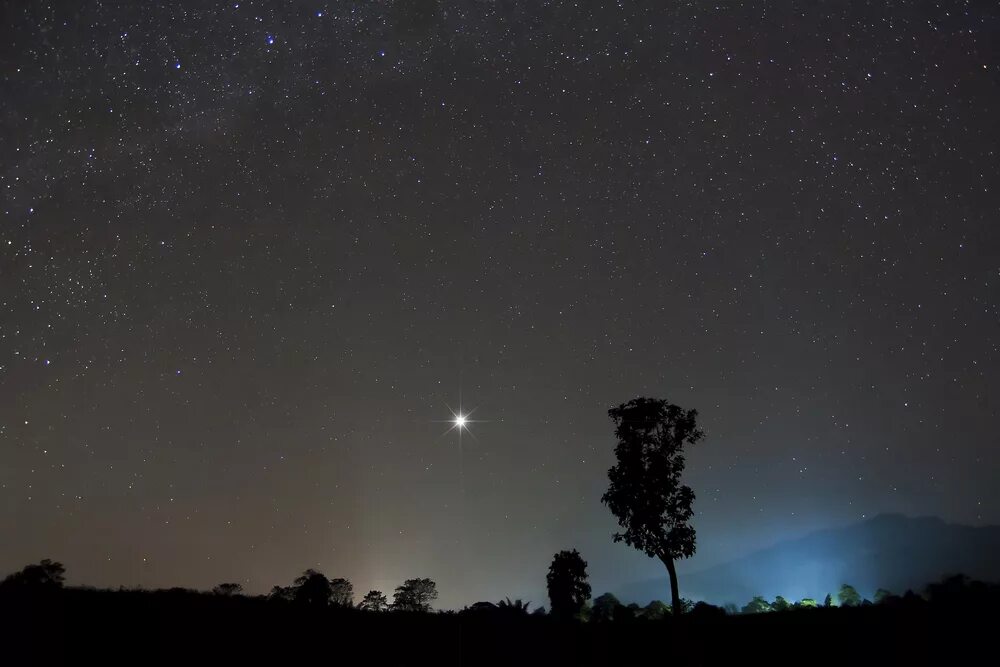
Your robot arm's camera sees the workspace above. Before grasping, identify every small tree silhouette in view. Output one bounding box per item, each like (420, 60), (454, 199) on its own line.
(602, 397), (704, 616)
(392, 578), (438, 612)
(212, 582), (243, 596)
(360, 590), (389, 611)
(546, 549), (591, 620)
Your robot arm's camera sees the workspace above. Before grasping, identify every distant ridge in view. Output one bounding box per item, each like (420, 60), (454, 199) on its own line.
(616, 514), (1000, 605)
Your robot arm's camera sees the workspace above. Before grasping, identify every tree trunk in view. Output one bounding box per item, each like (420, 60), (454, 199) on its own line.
(662, 556), (682, 616)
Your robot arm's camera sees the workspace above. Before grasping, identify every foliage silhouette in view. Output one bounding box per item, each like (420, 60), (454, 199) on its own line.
(269, 585), (293, 601)
(689, 601), (726, 618)
(546, 549), (591, 620)
(838, 584), (862, 607)
(621, 602), (642, 621)
(293, 569), (334, 607)
(741, 596), (773, 614)
(925, 573), (1000, 606)
(329, 577), (354, 607)
(642, 600), (669, 620)
(360, 590), (389, 611)
(602, 397), (704, 616)
(496, 597), (532, 615)
(212, 582), (243, 596)
(392, 578), (438, 612)
(0, 559), (66, 589)
(874, 588), (894, 604)
(1, 560), (999, 665)
(591, 592), (622, 622)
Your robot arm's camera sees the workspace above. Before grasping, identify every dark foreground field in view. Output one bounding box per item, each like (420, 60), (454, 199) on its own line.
(1, 587), (995, 666)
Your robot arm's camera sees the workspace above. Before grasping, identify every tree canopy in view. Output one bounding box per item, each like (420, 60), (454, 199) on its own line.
(0, 559), (66, 589)
(212, 582), (243, 596)
(329, 577), (354, 607)
(293, 570), (334, 607)
(838, 584), (862, 607)
(591, 592), (623, 622)
(741, 596), (773, 614)
(392, 578), (438, 612)
(360, 590), (389, 612)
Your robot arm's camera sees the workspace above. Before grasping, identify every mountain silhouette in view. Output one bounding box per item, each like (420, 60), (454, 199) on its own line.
(616, 514), (1000, 605)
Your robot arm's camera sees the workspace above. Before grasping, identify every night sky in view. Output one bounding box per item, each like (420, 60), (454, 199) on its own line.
(2, 1), (998, 608)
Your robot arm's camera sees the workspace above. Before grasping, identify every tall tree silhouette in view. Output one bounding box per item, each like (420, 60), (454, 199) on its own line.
(601, 397), (704, 616)
(546, 549), (591, 619)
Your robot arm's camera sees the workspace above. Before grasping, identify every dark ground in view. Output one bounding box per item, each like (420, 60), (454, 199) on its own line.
(1, 587), (995, 666)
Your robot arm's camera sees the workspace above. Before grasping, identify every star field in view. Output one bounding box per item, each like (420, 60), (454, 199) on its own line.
(1, 1), (998, 607)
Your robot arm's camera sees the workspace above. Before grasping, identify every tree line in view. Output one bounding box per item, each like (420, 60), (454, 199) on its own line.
(3, 557), (996, 622)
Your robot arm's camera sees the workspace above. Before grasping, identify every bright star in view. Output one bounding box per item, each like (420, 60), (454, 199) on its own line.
(435, 403), (485, 437)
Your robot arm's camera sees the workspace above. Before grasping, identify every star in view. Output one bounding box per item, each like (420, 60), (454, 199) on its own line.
(435, 403), (484, 437)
